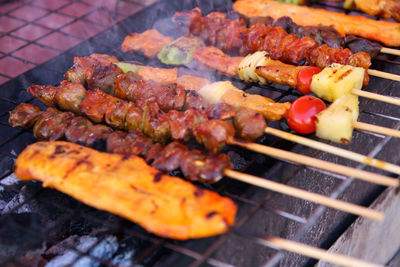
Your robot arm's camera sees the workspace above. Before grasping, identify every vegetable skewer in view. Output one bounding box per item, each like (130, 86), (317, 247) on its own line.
(10, 104), (385, 221)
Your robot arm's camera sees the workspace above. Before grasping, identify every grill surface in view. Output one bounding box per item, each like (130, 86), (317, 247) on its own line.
(0, 0), (399, 266)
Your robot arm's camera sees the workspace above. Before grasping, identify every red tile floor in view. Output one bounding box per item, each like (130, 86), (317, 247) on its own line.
(0, 0), (158, 86)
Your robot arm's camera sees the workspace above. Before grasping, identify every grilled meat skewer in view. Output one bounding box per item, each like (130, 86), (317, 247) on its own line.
(27, 79), (267, 154)
(172, 8), (372, 71)
(65, 54), (290, 121)
(9, 103), (232, 183)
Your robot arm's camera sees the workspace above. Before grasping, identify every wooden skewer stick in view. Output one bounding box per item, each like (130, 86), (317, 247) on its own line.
(224, 169), (383, 221)
(228, 138), (398, 187)
(352, 89), (400, 106)
(264, 127), (400, 175)
(259, 236), (383, 267)
(368, 69), (400, 82)
(380, 47), (400, 57)
(354, 121), (400, 138)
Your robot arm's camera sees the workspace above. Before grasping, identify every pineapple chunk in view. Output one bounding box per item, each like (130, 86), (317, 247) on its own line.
(315, 94), (359, 144)
(310, 63), (364, 102)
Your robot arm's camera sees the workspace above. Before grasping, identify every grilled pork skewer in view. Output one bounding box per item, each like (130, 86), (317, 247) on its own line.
(14, 141), (237, 240)
(13, 142), (385, 265)
(64, 54), (290, 122)
(233, 0), (400, 47)
(63, 54), (400, 174)
(9, 103), (232, 183)
(27, 76), (399, 187)
(9, 104), (385, 221)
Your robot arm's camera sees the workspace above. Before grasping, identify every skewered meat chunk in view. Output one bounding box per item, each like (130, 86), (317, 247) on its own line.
(193, 120), (235, 153)
(78, 89), (117, 123)
(206, 103), (236, 120)
(114, 71), (142, 99)
(184, 90), (206, 110)
(105, 100), (131, 129)
(125, 105), (143, 131)
(86, 62), (123, 94)
(14, 141), (237, 240)
(33, 108), (74, 140)
(168, 109), (208, 141)
(27, 85), (57, 107)
(180, 149), (207, 181)
(141, 100), (171, 144)
(145, 143), (164, 163)
(55, 81), (87, 114)
(9, 103), (43, 128)
(107, 131), (153, 156)
(234, 109), (266, 141)
(65, 54), (119, 84)
(152, 142), (188, 172)
(65, 117), (112, 147)
(177, 75), (211, 92)
(198, 153), (232, 183)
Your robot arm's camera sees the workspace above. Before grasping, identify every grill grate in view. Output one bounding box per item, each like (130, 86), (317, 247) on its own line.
(0, 0), (399, 266)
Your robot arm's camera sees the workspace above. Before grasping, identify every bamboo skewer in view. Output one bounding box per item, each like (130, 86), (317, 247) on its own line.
(228, 138), (399, 187)
(258, 236), (384, 267)
(354, 121), (400, 138)
(264, 127), (400, 175)
(224, 169), (383, 221)
(352, 89), (400, 106)
(381, 47), (400, 57)
(368, 69), (400, 82)
(195, 160), (384, 220)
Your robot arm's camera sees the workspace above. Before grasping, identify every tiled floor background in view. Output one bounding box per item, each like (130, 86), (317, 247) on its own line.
(0, 0), (158, 86)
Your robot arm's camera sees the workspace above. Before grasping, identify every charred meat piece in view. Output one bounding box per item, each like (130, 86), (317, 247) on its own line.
(33, 108), (74, 140)
(234, 109), (266, 141)
(55, 81), (86, 114)
(184, 90), (206, 110)
(125, 104), (143, 131)
(65, 54), (119, 84)
(141, 100), (171, 144)
(152, 142), (187, 172)
(156, 84), (186, 112)
(9, 103), (43, 128)
(199, 153), (232, 183)
(105, 99), (130, 130)
(137, 67), (178, 85)
(145, 143), (164, 164)
(180, 149), (206, 181)
(28, 85), (57, 107)
(78, 89), (117, 123)
(344, 35), (382, 59)
(168, 109), (208, 141)
(173, 8), (245, 52)
(86, 62), (123, 94)
(206, 103), (236, 120)
(114, 71), (142, 100)
(65, 116), (112, 146)
(107, 131), (153, 157)
(193, 119), (235, 153)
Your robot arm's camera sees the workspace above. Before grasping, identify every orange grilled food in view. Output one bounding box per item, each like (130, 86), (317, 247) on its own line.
(233, 0), (400, 47)
(121, 29), (174, 58)
(14, 141), (237, 240)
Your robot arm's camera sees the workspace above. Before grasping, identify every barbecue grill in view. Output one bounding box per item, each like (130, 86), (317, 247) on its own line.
(0, 0), (399, 266)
